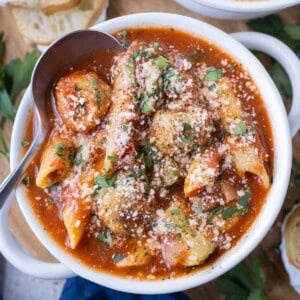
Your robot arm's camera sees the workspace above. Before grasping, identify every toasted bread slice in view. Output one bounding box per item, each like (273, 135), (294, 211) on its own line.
(9, 0), (80, 14)
(10, 0), (107, 45)
(41, 0), (81, 15)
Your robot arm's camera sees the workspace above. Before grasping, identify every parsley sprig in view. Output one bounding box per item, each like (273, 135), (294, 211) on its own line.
(0, 32), (39, 160)
(215, 257), (268, 300)
(247, 15), (299, 100)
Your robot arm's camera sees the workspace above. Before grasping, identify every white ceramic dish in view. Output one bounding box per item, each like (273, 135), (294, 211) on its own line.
(281, 204), (300, 294)
(1, 12), (300, 294)
(175, 0), (300, 20)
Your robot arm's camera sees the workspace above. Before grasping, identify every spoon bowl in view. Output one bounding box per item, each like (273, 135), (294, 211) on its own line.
(0, 30), (123, 209)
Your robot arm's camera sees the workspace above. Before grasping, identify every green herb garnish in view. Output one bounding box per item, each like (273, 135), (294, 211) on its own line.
(153, 56), (169, 69)
(170, 208), (181, 216)
(234, 120), (247, 135)
(204, 67), (222, 81)
(21, 139), (30, 147)
(95, 91), (101, 107)
(96, 229), (112, 245)
(95, 174), (117, 189)
(55, 143), (66, 157)
(119, 29), (128, 37)
(22, 175), (30, 186)
(107, 155), (118, 162)
(48, 182), (59, 192)
(113, 253), (125, 263)
(215, 257), (267, 300)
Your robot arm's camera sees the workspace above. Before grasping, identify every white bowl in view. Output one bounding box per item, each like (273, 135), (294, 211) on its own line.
(2, 12), (300, 294)
(175, 0), (300, 20)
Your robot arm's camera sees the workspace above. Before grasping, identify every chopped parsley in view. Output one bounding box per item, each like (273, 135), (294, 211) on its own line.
(95, 174), (117, 189)
(22, 175), (30, 186)
(234, 120), (247, 135)
(91, 76), (98, 89)
(55, 143), (66, 157)
(153, 56), (169, 69)
(48, 182), (59, 192)
(96, 229), (112, 245)
(21, 139), (30, 147)
(74, 84), (81, 91)
(119, 29), (128, 37)
(229, 64), (237, 73)
(113, 253), (125, 263)
(170, 208), (181, 216)
(127, 58), (135, 74)
(142, 103), (153, 113)
(72, 145), (87, 167)
(95, 91), (101, 107)
(204, 67), (222, 81)
(153, 42), (160, 49)
(107, 155), (118, 162)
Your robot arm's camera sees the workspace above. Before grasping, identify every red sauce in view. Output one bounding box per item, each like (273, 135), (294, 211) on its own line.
(22, 27), (273, 280)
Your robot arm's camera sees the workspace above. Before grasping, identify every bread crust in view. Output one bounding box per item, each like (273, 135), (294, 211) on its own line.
(10, 0), (107, 45)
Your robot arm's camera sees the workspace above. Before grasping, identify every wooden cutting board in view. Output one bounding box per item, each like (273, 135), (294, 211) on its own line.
(0, 1), (299, 299)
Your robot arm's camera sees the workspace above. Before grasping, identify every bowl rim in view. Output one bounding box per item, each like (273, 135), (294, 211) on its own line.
(191, 0), (300, 12)
(10, 12), (292, 294)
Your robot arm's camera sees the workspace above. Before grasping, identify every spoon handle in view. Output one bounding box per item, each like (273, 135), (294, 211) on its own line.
(0, 126), (45, 209)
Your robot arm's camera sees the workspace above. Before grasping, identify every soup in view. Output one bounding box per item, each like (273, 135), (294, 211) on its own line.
(22, 27), (273, 280)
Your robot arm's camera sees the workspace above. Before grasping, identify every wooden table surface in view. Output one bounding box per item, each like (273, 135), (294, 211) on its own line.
(0, 1), (299, 299)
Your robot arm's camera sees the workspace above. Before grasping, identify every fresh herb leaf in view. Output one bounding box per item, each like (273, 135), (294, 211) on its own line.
(127, 58), (135, 74)
(55, 143), (66, 157)
(72, 145), (86, 167)
(229, 65), (237, 72)
(74, 84), (81, 91)
(247, 15), (300, 55)
(48, 182), (59, 192)
(21, 139), (30, 147)
(234, 120), (247, 135)
(170, 208), (181, 215)
(238, 192), (251, 206)
(222, 206), (237, 220)
(91, 76), (98, 89)
(153, 42), (160, 49)
(215, 257), (267, 300)
(22, 175), (30, 186)
(0, 32), (5, 58)
(207, 206), (222, 222)
(153, 56), (169, 69)
(113, 253), (125, 263)
(204, 67), (222, 81)
(9, 50), (39, 100)
(95, 90), (101, 107)
(0, 88), (16, 121)
(0, 128), (9, 160)
(120, 29), (128, 37)
(95, 174), (116, 188)
(96, 229), (113, 245)
(107, 155), (118, 162)
(284, 24), (300, 40)
(268, 62), (292, 99)
(142, 103), (153, 113)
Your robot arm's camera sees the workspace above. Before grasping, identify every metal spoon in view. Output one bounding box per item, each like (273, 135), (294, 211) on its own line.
(0, 30), (123, 209)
